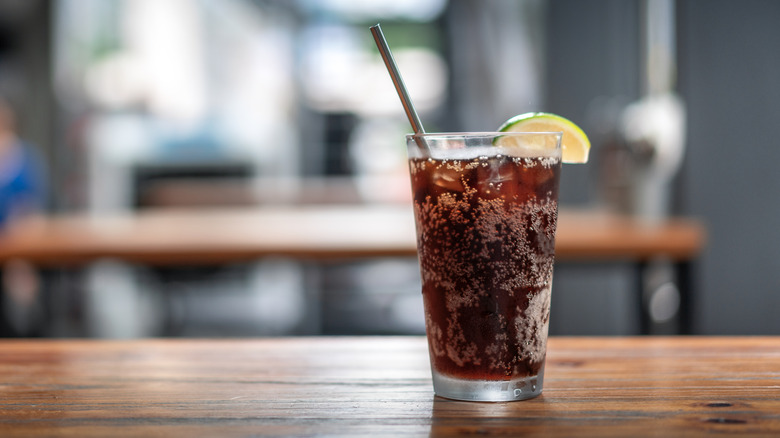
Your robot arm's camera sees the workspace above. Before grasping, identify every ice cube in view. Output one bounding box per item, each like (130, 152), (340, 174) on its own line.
(476, 155), (516, 198)
(432, 164), (465, 193)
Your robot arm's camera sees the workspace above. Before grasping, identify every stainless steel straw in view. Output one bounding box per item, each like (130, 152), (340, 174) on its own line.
(370, 24), (427, 146)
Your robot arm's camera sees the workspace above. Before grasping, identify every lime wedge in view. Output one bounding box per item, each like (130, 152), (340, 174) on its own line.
(498, 112), (590, 163)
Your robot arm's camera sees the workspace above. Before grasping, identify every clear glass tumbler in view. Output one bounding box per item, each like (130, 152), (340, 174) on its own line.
(407, 132), (562, 401)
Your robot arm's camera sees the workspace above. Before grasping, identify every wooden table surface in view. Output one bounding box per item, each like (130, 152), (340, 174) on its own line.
(0, 336), (777, 437)
(0, 206), (705, 266)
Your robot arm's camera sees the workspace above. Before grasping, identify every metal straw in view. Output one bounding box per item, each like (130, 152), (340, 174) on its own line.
(370, 24), (427, 145)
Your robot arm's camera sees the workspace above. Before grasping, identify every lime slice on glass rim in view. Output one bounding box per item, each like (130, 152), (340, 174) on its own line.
(496, 112), (590, 163)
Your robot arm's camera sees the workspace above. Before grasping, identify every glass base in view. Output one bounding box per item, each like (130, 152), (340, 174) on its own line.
(431, 367), (544, 402)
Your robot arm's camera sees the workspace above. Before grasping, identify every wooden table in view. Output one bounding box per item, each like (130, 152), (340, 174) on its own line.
(0, 336), (776, 437)
(0, 206), (706, 334)
(0, 206), (705, 265)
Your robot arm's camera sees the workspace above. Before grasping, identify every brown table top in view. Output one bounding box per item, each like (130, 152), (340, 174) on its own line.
(0, 336), (777, 437)
(0, 206), (706, 267)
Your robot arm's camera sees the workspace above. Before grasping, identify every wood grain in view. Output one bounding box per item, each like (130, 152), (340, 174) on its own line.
(0, 206), (706, 266)
(0, 337), (777, 437)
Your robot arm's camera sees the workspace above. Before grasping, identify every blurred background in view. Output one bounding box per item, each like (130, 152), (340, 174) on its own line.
(0, 0), (777, 338)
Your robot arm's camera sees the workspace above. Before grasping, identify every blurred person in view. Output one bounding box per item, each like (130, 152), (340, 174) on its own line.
(0, 95), (47, 336)
(0, 96), (46, 225)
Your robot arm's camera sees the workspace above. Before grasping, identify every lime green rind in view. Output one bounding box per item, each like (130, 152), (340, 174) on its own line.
(497, 112), (590, 163)
(498, 112), (588, 141)
(497, 112), (547, 132)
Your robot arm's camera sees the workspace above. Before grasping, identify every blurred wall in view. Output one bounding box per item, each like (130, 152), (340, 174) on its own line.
(677, 0), (780, 334)
(544, 0), (643, 335)
(546, 0), (780, 335)
(546, 0), (641, 207)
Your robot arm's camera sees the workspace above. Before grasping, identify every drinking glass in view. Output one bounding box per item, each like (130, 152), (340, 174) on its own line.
(407, 132), (562, 401)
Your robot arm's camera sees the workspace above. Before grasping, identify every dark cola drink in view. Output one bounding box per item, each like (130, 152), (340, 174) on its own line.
(407, 133), (562, 401)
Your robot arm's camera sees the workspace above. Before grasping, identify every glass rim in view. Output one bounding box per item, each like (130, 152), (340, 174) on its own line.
(405, 131), (562, 158)
(406, 131), (563, 139)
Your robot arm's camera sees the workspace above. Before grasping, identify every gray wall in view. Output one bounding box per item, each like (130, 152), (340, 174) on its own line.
(545, 0), (780, 335)
(545, 0), (643, 335)
(677, 0), (780, 334)
(546, 0), (641, 207)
